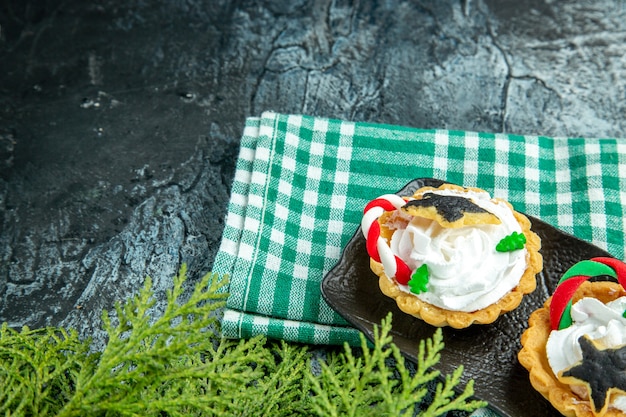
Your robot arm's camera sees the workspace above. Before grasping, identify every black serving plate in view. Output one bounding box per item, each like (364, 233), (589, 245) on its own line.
(321, 178), (612, 417)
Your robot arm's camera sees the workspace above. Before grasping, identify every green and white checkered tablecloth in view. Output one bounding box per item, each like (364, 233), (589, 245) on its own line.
(213, 111), (626, 415)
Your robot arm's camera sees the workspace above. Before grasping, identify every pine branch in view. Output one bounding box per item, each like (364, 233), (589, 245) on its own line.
(0, 266), (489, 417)
(56, 265), (235, 416)
(0, 324), (90, 416)
(307, 314), (488, 417)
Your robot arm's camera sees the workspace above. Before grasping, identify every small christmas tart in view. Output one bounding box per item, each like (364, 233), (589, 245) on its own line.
(361, 183), (542, 328)
(518, 257), (626, 417)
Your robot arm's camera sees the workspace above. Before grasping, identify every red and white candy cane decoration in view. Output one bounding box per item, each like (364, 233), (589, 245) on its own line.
(362, 194), (413, 285)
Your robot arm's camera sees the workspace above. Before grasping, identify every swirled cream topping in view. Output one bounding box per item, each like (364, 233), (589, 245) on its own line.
(385, 188), (527, 312)
(547, 297), (626, 412)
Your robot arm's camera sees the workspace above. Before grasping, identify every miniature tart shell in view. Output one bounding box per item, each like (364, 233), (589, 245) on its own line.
(371, 184), (543, 329)
(518, 281), (626, 417)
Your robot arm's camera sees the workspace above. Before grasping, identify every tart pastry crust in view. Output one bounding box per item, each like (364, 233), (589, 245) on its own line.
(370, 184), (543, 328)
(518, 281), (626, 417)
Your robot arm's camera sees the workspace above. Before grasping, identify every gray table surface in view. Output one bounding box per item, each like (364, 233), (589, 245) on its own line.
(1, 0), (625, 357)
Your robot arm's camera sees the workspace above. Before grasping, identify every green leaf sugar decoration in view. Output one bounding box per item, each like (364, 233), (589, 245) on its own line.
(496, 231), (527, 252)
(408, 264), (429, 294)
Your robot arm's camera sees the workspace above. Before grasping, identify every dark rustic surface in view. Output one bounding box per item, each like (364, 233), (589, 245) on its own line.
(2, 0), (626, 350)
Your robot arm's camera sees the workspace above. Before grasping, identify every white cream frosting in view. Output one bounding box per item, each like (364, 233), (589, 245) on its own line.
(386, 188), (527, 312)
(547, 296), (626, 412)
